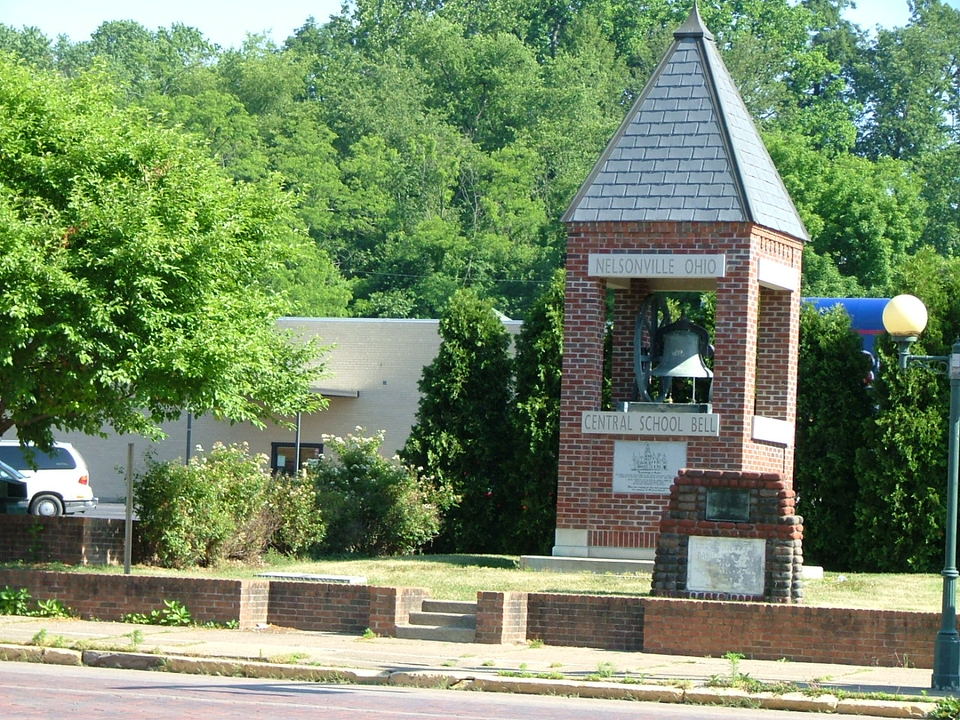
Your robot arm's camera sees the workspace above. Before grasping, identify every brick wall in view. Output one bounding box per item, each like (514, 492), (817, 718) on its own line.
(266, 581), (427, 635)
(0, 569), (269, 628)
(642, 597), (935, 667)
(526, 592), (645, 651)
(476, 591), (528, 644)
(0, 516), (130, 566)
(0, 567), (945, 667)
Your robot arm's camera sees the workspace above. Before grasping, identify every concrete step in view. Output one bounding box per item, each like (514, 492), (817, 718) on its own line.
(408, 611), (476, 629)
(421, 599), (477, 615)
(395, 624), (476, 643)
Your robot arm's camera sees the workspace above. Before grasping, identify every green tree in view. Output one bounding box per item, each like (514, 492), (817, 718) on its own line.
(401, 289), (514, 551)
(852, 250), (960, 571)
(506, 269), (564, 554)
(852, 0), (960, 160)
(794, 304), (873, 569)
(0, 58), (323, 447)
(768, 131), (926, 292)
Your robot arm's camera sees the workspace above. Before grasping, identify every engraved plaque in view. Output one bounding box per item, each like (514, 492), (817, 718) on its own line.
(687, 536), (765, 595)
(613, 441), (686, 495)
(705, 488), (751, 522)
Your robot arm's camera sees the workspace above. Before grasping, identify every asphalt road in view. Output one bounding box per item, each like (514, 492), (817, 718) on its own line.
(0, 662), (849, 720)
(81, 502), (132, 520)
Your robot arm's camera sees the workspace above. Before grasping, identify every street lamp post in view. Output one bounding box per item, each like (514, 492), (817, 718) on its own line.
(883, 294), (960, 691)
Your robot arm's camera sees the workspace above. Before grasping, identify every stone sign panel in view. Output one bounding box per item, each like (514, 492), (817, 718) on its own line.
(686, 536), (766, 596)
(613, 441), (686, 495)
(582, 411), (720, 437)
(588, 253), (726, 279)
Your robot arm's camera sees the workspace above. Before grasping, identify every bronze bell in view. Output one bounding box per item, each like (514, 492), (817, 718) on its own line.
(651, 316), (713, 379)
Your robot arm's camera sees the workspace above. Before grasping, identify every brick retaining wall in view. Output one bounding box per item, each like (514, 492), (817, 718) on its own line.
(526, 593), (645, 652)
(642, 597), (936, 667)
(0, 516), (129, 565)
(0, 569), (268, 628)
(266, 581), (428, 635)
(0, 567), (943, 667)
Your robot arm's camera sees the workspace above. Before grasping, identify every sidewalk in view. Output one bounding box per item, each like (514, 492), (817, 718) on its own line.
(0, 615), (949, 717)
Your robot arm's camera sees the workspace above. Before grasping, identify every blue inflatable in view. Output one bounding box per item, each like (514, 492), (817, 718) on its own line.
(803, 297), (889, 383)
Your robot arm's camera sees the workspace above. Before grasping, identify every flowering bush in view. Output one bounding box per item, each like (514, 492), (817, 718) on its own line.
(135, 443), (325, 567)
(309, 429), (455, 556)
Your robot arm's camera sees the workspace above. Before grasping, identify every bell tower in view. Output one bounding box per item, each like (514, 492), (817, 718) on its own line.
(552, 4), (807, 563)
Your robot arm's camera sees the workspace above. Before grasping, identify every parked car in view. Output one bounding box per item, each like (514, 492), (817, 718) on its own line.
(0, 459), (28, 514)
(0, 441), (97, 517)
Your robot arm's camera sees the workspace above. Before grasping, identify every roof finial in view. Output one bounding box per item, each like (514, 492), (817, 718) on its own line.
(674, 1), (715, 41)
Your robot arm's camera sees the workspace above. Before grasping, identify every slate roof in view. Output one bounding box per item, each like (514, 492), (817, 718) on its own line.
(563, 3), (808, 241)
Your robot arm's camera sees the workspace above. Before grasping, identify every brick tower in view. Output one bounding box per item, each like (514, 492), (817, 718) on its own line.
(553, 4), (807, 563)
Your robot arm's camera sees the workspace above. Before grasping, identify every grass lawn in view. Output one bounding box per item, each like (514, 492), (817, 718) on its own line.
(20, 555), (945, 612)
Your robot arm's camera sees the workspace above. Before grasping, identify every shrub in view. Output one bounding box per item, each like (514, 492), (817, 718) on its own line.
(310, 429), (454, 556)
(267, 472), (326, 555)
(136, 443), (327, 567)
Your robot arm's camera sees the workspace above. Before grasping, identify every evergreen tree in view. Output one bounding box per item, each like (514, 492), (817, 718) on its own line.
(401, 289), (514, 551)
(506, 270), (564, 554)
(794, 304), (873, 569)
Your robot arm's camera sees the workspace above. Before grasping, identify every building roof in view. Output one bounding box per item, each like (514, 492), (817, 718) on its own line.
(563, 3), (808, 241)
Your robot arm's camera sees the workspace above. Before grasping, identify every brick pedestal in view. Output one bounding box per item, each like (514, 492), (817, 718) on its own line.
(651, 468), (803, 603)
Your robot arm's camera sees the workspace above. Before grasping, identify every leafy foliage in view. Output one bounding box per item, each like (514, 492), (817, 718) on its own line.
(3, 2), (959, 316)
(0, 586), (31, 615)
(134, 443), (325, 567)
(310, 429), (454, 556)
(795, 305), (873, 568)
(0, 55), (325, 448)
(506, 269), (564, 553)
(402, 290), (515, 551)
(123, 599), (193, 626)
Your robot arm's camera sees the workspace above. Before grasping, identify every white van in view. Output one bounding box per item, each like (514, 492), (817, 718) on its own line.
(0, 441), (98, 517)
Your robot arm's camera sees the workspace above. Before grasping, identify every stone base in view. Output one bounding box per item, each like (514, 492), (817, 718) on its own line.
(552, 528), (656, 561)
(521, 555), (654, 574)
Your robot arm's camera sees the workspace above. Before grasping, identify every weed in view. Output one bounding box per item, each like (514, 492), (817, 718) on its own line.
(199, 619), (239, 629)
(930, 697), (960, 719)
(127, 629), (144, 648)
(122, 600), (192, 627)
(595, 661), (617, 678)
(481, 660), (494, 667)
(33, 598), (73, 619)
(0, 587), (31, 615)
(496, 669), (565, 680)
(722, 651), (745, 680)
(268, 652), (309, 664)
(360, 627), (378, 640)
(526, 638), (544, 649)
(30, 629), (47, 646)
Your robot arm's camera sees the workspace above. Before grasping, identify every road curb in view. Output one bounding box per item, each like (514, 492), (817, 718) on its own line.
(472, 675), (686, 702)
(836, 698), (937, 718)
(0, 643), (82, 666)
(0, 644), (942, 718)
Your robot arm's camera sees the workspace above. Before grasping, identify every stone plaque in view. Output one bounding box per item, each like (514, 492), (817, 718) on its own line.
(613, 441), (686, 495)
(705, 488), (751, 522)
(582, 411), (720, 437)
(588, 253), (726, 278)
(687, 536), (765, 596)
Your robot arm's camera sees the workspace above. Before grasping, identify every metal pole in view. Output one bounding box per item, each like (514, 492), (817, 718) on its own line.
(933, 341), (960, 690)
(185, 412), (193, 465)
(124, 442), (134, 575)
(294, 412), (302, 473)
